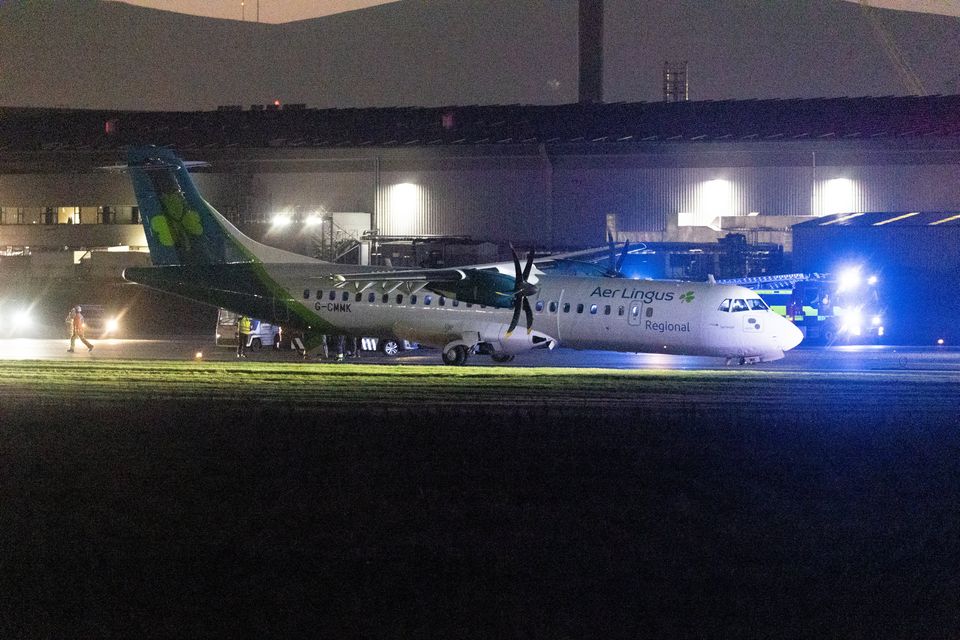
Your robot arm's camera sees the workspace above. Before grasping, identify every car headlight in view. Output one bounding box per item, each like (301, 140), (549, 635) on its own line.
(105, 318), (119, 333)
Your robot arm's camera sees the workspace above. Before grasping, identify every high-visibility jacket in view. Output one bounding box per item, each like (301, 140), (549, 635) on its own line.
(238, 316), (252, 334)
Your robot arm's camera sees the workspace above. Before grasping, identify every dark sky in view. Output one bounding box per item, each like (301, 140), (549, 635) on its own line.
(1, 0), (958, 111)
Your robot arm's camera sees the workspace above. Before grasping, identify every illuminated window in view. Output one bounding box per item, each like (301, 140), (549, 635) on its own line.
(424, 295), (432, 306)
(590, 304), (598, 314)
(535, 300), (544, 312)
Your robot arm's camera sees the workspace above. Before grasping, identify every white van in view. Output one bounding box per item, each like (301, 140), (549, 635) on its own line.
(215, 308), (281, 350)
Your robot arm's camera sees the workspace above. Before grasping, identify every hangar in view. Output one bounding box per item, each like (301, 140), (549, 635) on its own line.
(0, 95), (959, 275)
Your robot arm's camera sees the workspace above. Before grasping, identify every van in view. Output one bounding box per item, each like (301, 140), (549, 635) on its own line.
(215, 308), (281, 350)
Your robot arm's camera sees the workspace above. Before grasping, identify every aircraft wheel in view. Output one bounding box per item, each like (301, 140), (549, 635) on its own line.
(381, 339), (401, 356)
(491, 354), (515, 363)
(442, 345), (468, 366)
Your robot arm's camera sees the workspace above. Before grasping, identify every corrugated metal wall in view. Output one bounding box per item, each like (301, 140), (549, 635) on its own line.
(2, 142), (959, 251)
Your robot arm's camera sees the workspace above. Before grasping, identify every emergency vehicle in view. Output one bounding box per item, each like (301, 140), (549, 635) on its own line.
(721, 268), (884, 344)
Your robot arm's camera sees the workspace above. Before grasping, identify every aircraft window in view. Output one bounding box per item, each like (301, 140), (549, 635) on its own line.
(747, 298), (769, 311)
(424, 295), (432, 305)
(396, 294), (404, 304)
(718, 299), (731, 312)
(367, 292), (376, 303)
(452, 299), (459, 307)
(438, 296), (445, 306)
(342, 291), (350, 302)
(590, 304), (598, 315)
(577, 304), (584, 314)
(411, 294), (418, 304)
(329, 291), (336, 301)
(466, 303), (473, 308)
(618, 306), (624, 316)
(732, 299), (748, 312)
(303, 289), (310, 299)
(645, 307), (654, 318)
(382, 294), (389, 304)
(563, 303), (571, 313)
(535, 300), (544, 312)
(549, 301), (558, 313)
(316, 289), (323, 300)
(355, 292), (363, 303)
(604, 305), (611, 315)
(631, 305), (640, 319)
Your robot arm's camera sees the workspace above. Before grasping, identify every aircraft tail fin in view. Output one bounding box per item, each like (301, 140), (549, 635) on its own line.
(126, 146), (320, 266)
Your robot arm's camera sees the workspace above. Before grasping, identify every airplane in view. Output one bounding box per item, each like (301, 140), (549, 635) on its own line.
(121, 147), (804, 365)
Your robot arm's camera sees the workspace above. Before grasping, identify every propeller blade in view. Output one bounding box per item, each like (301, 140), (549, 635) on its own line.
(615, 241), (630, 275)
(608, 231), (617, 270)
(522, 296), (534, 334)
(506, 298), (522, 336)
(510, 244), (522, 286)
(522, 247), (535, 281)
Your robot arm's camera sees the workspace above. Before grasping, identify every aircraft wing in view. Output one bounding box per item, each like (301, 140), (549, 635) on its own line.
(330, 268), (472, 286)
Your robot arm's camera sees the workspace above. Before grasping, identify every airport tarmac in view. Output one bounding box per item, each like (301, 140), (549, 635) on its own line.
(1, 335), (959, 373)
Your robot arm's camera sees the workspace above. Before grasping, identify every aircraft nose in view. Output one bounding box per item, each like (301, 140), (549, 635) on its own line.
(777, 316), (804, 351)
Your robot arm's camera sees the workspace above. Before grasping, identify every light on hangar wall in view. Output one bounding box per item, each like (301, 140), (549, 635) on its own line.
(387, 182), (423, 234)
(821, 178), (859, 216)
(680, 179), (733, 228)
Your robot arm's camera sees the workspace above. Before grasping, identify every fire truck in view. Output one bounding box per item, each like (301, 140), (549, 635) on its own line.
(720, 268), (884, 344)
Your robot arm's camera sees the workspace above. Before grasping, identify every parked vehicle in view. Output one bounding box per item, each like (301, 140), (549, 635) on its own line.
(215, 308), (282, 350)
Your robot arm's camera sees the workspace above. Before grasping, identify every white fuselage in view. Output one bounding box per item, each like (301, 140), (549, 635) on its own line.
(271, 267), (803, 361)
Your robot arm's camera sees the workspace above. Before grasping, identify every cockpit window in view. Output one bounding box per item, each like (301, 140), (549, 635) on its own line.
(747, 298), (769, 311)
(731, 299), (749, 312)
(718, 299), (731, 312)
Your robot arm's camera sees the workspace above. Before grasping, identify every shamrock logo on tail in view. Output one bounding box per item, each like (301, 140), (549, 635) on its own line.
(680, 291), (695, 303)
(151, 193), (203, 251)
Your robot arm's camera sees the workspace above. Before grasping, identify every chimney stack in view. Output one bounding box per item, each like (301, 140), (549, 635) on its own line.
(578, 0), (603, 104)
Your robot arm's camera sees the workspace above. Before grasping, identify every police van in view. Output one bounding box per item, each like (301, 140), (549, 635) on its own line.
(215, 308), (282, 349)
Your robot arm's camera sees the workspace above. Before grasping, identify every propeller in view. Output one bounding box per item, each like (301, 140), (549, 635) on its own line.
(503, 245), (539, 336)
(606, 231), (630, 278)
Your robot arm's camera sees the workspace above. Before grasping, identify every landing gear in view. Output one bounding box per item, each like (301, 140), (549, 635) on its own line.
(381, 339), (401, 356)
(491, 354), (515, 363)
(441, 345), (469, 366)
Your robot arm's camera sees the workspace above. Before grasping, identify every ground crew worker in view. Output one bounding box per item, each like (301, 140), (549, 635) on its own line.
(66, 305), (94, 353)
(237, 314), (252, 358)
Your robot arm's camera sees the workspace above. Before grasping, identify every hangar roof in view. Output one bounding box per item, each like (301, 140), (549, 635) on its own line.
(1, 95), (959, 152)
(795, 212), (960, 228)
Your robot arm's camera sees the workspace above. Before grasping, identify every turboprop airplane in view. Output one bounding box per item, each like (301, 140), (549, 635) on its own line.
(121, 147), (803, 365)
